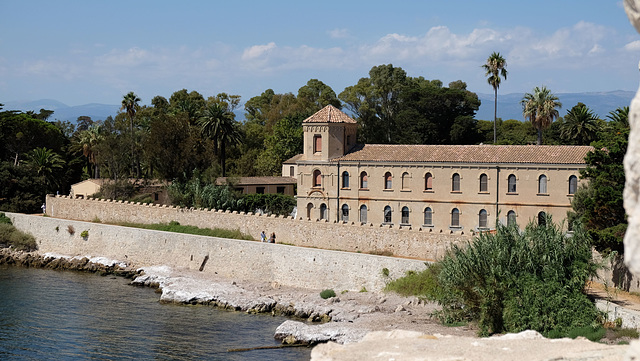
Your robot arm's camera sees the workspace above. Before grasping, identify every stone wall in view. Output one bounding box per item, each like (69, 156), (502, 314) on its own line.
(46, 195), (469, 260)
(7, 212), (428, 292)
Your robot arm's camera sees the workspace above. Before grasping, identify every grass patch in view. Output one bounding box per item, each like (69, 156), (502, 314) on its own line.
(320, 289), (336, 299)
(385, 263), (442, 299)
(0, 214), (37, 252)
(114, 220), (254, 241)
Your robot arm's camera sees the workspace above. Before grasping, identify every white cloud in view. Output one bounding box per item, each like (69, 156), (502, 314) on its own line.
(625, 40), (640, 51)
(241, 42), (277, 60)
(328, 28), (350, 39)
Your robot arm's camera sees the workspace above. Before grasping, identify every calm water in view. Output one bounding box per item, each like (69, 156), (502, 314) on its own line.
(0, 266), (311, 360)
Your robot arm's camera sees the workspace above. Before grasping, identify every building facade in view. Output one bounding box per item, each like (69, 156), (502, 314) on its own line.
(285, 105), (591, 232)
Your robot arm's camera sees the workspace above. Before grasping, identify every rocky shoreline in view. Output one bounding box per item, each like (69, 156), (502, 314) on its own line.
(0, 248), (474, 345)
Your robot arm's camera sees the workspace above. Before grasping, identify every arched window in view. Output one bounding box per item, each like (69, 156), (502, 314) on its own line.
(507, 174), (517, 193)
(320, 203), (328, 221)
(359, 205), (368, 223)
(538, 174), (547, 194)
(313, 169), (322, 187)
(425, 173), (433, 191)
(383, 206), (392, 224)
(360, 172), (368, 189)
(568, 175), (578, 195)
(507, 210), (516, 226)
(342, 171), (350, 188)
(384, 172), (393, 189)
(451, 208), (460, 227)
(401, 206), (410, 224)
(479, 209), (488, 228)
(289, 166), (294, 177)
(306, 203), (314, 219)
(424, 207), (433, 226)
(479, 173), (488, 192)
(401, 172), (409, 190)
(538, 211), (546, 226)
(341, 204), (349, 222)
(452, 173), (460, 192)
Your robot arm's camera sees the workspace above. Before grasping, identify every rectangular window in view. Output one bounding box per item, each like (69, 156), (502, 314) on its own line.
(256, 187), (265, 194)
(313, 135), (322, 153)
(276, 186), (285, 194)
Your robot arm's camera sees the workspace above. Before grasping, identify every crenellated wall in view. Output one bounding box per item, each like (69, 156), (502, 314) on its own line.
(46, 195), (469, 260)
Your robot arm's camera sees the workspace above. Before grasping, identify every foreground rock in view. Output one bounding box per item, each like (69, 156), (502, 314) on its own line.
(0, 248), (138, 278)
(311, 330), (630, 361)
(130, 266), (475, 344)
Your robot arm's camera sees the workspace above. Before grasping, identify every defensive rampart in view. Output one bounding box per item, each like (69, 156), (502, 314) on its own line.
(7, 212), (427, 292)
(46, 195), (470, 260)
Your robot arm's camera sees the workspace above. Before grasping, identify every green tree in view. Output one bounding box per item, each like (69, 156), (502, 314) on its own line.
(521, 86), (562, 145)
(570, 121), (628, 253)
(143, 113), (196, 180)
(257, 114), (304, 175)
(297, 79), (341, 113)
(482, 52), (508, 144)
(560, 103), (601, 145)
(72, 125), (102, 178)
(607, 106), (629, 127)
(169, 89), (206, 124)
(395, 79), (480, 145)
(24, 147), (65, 193)
(121, 91), (141, 177)
(198, 103), (242, 177)
(340, 64), (408, 143)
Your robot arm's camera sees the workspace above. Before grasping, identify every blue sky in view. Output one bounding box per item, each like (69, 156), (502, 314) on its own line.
(1, 0), (639, 107)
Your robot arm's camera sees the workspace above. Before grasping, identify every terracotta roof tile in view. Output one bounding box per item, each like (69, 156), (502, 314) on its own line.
(302, 105), (356, 124)
(335, 144), (592, 164)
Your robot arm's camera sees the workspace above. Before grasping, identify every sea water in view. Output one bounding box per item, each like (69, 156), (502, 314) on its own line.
(0, 266), (311, 360)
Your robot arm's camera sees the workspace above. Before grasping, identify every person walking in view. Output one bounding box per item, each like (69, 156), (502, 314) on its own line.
(260, 231), (266, 242)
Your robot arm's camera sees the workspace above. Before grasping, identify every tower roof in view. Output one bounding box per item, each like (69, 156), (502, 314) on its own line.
(302, 105), (356, 124)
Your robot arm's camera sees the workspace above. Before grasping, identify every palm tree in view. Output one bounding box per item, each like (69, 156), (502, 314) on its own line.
(72, 125), (102, 178)
(560, 103), (600, 145)
(607, 106), (629, 127)
(482, 52), (508, 144)
(121, 92), (141, 177)
(198, 103), (243, 177)
(521, 86), (562, 145)
(24, 147), (65, 192)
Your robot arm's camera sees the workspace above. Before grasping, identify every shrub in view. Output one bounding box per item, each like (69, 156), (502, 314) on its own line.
(67, 225), (75, 235)
(386, 216), (600, 337)
(0, 213), (12, 225)
(0, 223), (37, 251)
(435, 216), (599, 336)
(80, 230), (89, 238)
(320, 289), (336, 299)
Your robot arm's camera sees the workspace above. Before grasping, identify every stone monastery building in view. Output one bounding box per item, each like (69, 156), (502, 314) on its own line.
(283, 105), (592, 232)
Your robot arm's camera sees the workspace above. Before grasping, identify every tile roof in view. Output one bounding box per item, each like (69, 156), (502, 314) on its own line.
(216, 176), (297, 186)
(283, 153), (304, 164)
(335, 144), (593, 165)
(302, 105), (356, 124)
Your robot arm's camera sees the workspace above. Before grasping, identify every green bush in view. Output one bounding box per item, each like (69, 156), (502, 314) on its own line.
(435, 217), (598, 336)
(80, 230), (89, 238)
(386, 216), (600, 337)
(0, 213), (12, 225)
(320, 289), (336, 299)
(0, 223), (37, 251)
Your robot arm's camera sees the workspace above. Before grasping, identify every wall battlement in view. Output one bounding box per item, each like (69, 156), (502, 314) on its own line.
(47, 195), (470, 260)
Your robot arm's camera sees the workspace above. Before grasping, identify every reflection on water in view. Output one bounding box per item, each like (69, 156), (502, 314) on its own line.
(0, 266), (311, 360)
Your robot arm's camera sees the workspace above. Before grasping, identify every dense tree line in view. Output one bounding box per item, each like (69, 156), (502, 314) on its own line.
(0, 63), (631, 236)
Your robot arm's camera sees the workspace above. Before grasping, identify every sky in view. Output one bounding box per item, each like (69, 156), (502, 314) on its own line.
(1, 0), (639, 108)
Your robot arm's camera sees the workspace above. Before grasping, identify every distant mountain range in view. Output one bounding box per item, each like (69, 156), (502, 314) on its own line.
(475, 90), (634, 121)
(2, 90), (635, 123)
